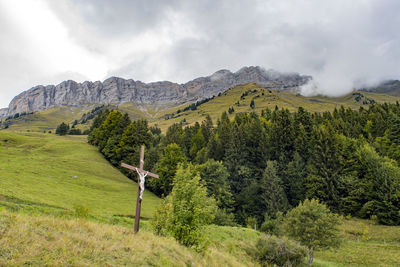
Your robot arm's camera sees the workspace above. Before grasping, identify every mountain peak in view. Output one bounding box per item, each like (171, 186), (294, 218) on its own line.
(1, 66), (311, 117)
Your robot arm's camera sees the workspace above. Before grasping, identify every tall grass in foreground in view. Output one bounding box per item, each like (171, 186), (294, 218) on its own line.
(0, 209), (260, 266)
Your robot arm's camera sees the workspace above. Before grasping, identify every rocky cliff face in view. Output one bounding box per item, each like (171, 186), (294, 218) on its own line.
(3, 66), (311, 117)
(360, 80), (400, 97)
(0, 108), (8, 118)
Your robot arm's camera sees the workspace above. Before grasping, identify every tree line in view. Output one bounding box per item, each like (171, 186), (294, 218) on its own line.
(87, 102), (400, 226)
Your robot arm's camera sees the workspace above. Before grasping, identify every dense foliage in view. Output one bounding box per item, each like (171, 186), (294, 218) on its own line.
(55, 122), (89, 135)
(88, 102), (400, 226)
(254, 235), (307, 267)
(152, 165), (217, 251)
(283, 199), (341, 265)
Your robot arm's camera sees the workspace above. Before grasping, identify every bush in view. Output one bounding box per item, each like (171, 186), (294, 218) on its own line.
(246, 217), (257, 230)
(56, 122), (69, 136)
(152, 164), (217, 251)
(254, 235), (307, 267)
(261, 211), (283, 236)
(283, 199), (341, 265)
(68, 128), (82, 135)
(213, 209), (237, 226)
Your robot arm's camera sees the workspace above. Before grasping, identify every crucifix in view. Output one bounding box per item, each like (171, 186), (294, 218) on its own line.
(121, 145), (159, 234)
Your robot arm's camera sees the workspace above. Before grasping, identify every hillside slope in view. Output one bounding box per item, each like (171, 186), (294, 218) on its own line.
(152, 83), (400, 130)
(2, 83), (400, 133)
(0, 131), (160, 218)
(0, 210), (261, 266)
(1, 209), (399, 266)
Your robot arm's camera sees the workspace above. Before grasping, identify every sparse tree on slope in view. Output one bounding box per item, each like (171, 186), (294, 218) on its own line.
(283, 199), (341, 266)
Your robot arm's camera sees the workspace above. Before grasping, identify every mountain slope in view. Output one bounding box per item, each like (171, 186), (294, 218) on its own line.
(0, 131), (160, 218)
(151, 83), (400, 131)
(3, 83), (399, 132)
(2, 66), (310, 117)
(362, 80), (400, 96)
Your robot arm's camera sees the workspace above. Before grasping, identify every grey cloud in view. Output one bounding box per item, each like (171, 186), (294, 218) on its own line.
(1, 0), (400, 107)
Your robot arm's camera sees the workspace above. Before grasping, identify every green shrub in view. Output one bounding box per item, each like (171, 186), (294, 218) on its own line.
(152, 164), (217, 251)
(246, 217), (257, 230)
(213, 209), (237, 226)
(261, 211), (283, 236)
(254, 234), (307, 267)
(55, 122), (69, 136)
(283, 199), (341, 265)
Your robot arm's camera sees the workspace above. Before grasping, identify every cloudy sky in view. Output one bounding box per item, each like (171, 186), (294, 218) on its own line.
(0, 0), (399, 108)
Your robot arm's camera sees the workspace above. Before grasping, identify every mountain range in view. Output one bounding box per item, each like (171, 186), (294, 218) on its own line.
(0, 66), (311, 118)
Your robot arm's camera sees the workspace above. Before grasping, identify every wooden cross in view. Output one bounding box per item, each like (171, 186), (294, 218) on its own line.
(121, 145), (159, 233)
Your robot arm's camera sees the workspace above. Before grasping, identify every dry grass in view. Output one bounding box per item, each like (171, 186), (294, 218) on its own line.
(0, 209), (260, 266)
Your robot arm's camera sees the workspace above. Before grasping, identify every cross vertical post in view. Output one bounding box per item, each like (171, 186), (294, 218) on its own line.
(134, 145), (145, 233)
(121, 145), (159, 234)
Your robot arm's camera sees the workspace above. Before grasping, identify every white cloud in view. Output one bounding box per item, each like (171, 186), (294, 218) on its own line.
(0, 0), (399, 107)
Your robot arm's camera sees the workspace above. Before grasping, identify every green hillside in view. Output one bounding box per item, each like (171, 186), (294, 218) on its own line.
(1, 208), (399, 266)
(0, 131), (160, 219)
(2, 106), (92, 132)
(3, 83), (399, 133)
(152, 83), (400, 131)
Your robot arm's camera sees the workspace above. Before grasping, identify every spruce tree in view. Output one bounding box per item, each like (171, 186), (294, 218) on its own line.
(152, 143), (186, 197)
(260, 161), (289, 217)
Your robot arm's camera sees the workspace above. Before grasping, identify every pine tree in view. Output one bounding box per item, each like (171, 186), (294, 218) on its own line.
(195, 159), (234, 211)
(286, 152), (306, 206)
(151, 143), (186, 197)
(116, 119), (152, 166)
(55, 122), (69, 136)
(387, 112), (400, 145)
(305, 123), (342, 210)
(189, 128), (206, 160)
(260, 161), (289, 217)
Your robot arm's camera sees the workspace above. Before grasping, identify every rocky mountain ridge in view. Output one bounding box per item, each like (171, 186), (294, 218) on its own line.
(1, 66), (311, 118)
(360, 80), (400, 97)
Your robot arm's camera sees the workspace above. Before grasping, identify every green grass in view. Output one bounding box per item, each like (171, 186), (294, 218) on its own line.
(150, 83), (400, 131)
(4, 106), (92, 132)
(0, 209), (261, 266)
(0, 131), (160, 219)
(1, 207), (399, 266)
(315, 218), (400, 267)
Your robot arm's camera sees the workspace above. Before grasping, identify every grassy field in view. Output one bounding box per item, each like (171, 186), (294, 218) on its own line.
(0, 131), (160, 219)
(0, 209), (261, 266)
(4, 106), (92, 132)
(1, 207), (399, 266)
(314, 218), (400, 267)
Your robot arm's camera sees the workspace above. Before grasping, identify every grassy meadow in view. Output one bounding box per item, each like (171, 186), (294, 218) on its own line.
(0, 131), (160, 219)
(0, 209), (261, 266)
(4, 106), (91, 132)
(1, 206), (399, 266)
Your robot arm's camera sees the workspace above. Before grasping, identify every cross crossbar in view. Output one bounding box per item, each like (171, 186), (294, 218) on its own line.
(121, 163), (159, 179)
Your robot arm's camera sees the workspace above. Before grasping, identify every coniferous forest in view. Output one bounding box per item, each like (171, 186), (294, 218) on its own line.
(88, 103), (400, 227)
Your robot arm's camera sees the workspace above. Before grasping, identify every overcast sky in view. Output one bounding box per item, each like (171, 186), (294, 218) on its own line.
(0, 0), (399, 108)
